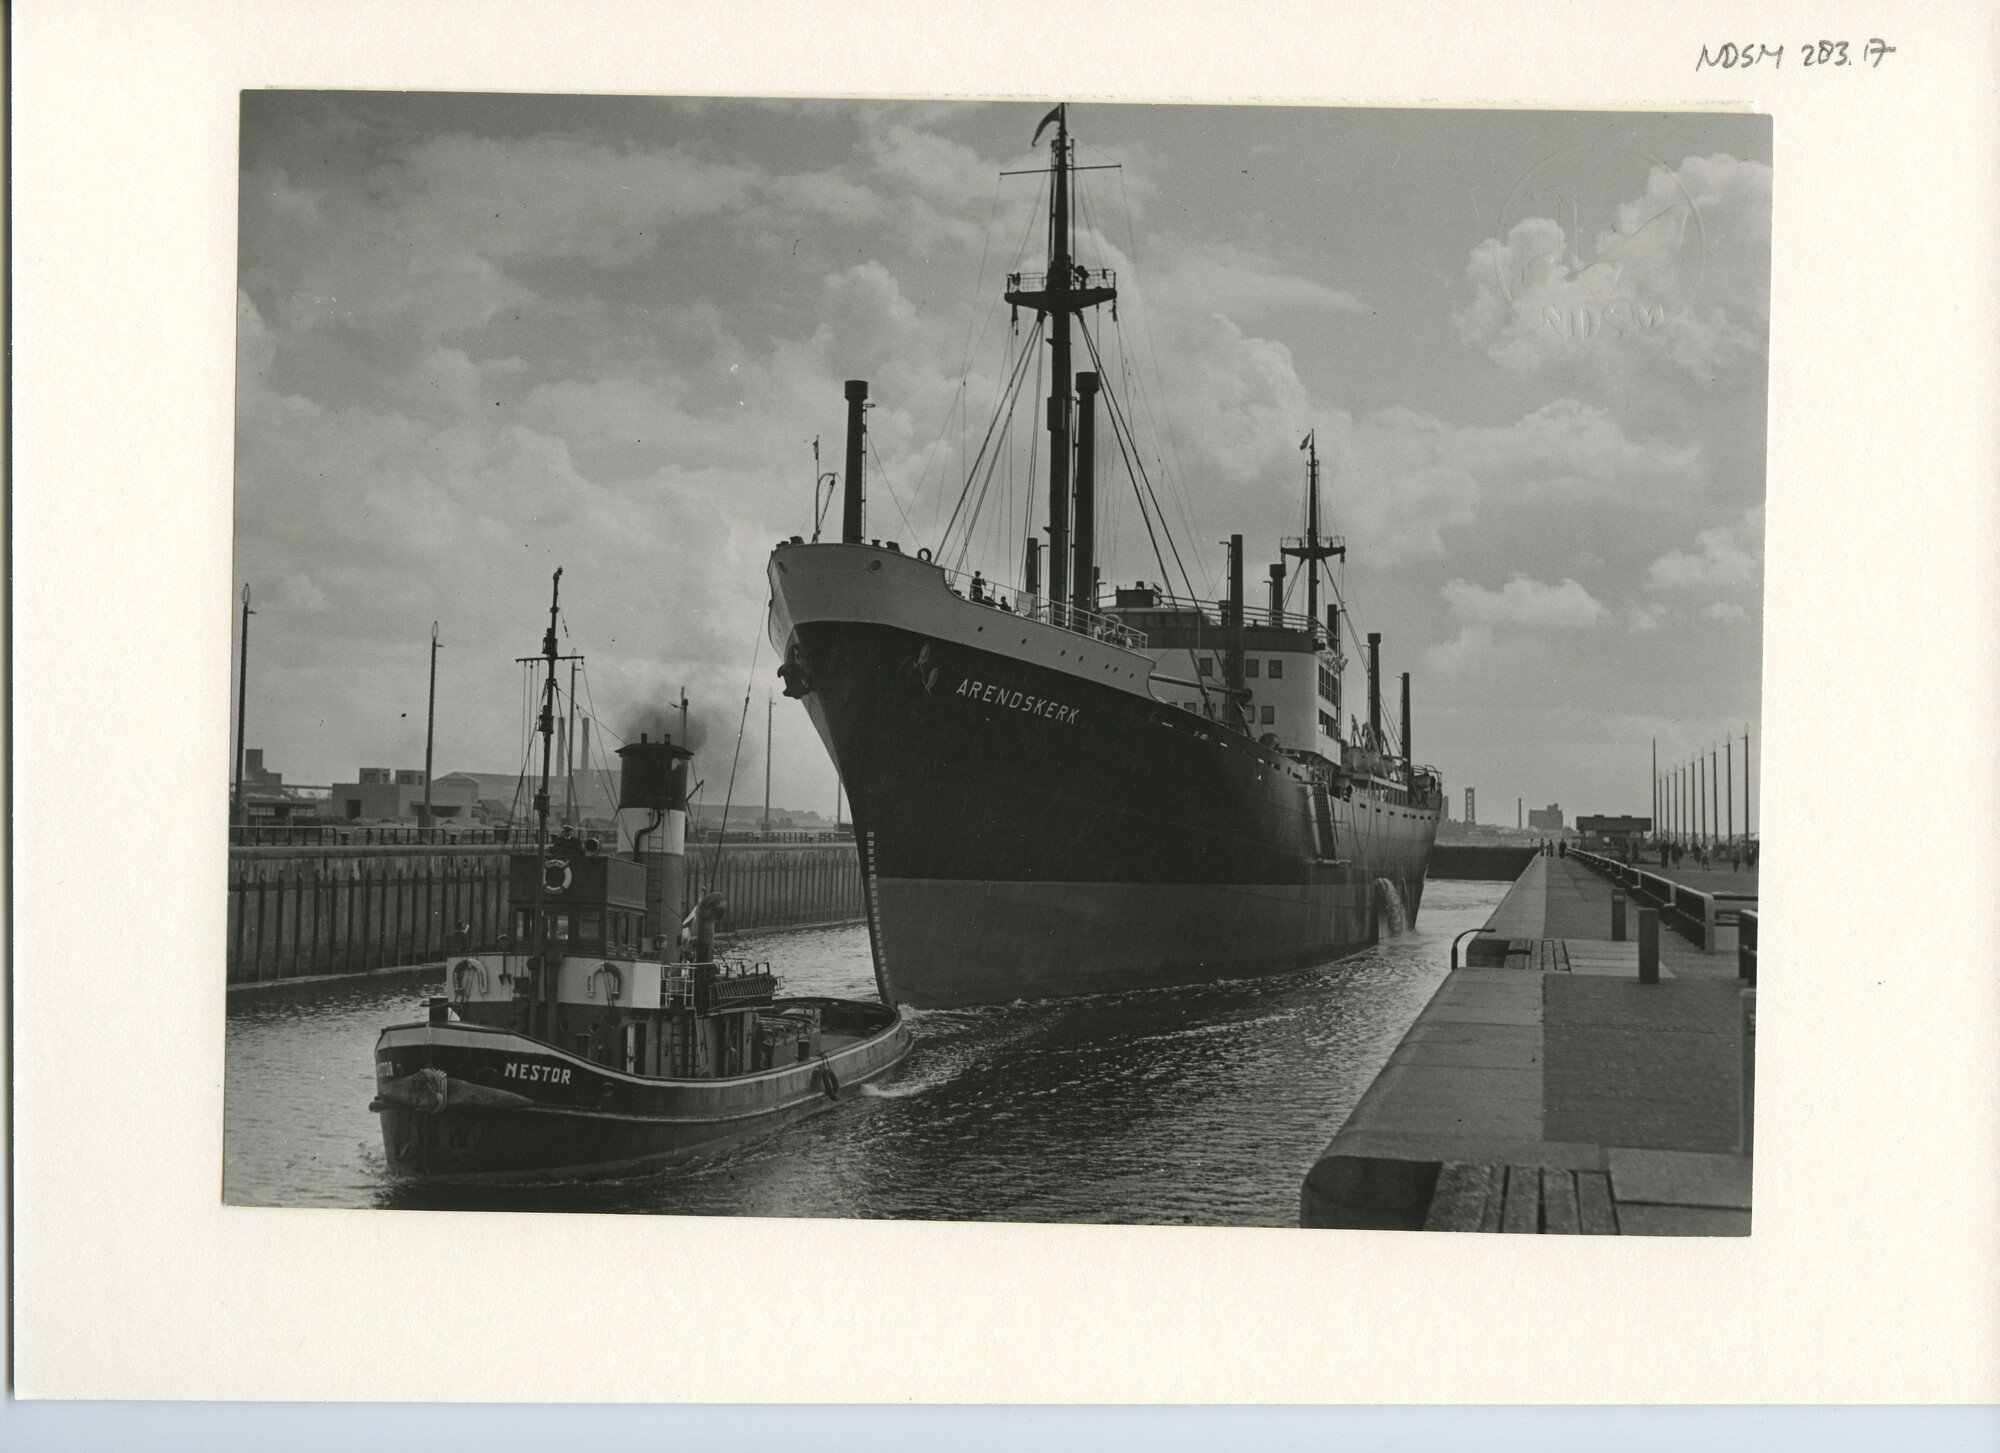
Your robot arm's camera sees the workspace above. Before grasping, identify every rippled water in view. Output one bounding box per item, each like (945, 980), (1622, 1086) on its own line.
(223, 879), (1506, 1225)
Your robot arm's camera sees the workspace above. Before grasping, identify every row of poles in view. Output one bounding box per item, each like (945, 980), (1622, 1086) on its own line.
(1651, 730), (1754, 848)
(232, 583), (445, 830)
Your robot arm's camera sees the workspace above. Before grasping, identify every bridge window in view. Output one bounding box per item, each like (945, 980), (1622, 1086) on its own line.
(578, 909), (602, 944)
(1268, 659), (1283, 678)
(1244, 659), (1260, 679)
(1260, 706), (1275, 724)
(1196, 656), (1213, 676)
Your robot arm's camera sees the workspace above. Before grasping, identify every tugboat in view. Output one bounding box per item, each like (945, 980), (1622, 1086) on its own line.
(372, 570), (911, 1182)
(766, 105), (1441, 1009)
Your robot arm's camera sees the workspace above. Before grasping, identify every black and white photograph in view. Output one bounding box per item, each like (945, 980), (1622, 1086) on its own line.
(223, 93), (1769, 1229)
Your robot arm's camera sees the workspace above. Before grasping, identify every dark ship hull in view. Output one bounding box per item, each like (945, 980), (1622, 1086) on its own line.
(769, 545), (1437, 1009)
(373, 998), (910, 1183)
(766, 107), (1438, 1008)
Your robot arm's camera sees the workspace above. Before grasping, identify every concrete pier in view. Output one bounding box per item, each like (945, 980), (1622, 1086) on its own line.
(1299, 854), (1753, 1234)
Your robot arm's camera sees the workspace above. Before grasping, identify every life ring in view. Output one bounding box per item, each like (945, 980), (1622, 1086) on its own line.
(588, 962), (623, 1002)
(543, 858), (572, 894)
(819, 1056), (842, 1101)
(917, 546), (933, 563)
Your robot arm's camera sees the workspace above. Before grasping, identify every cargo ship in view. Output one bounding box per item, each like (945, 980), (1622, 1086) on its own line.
(372, 571), (909, 1182)
(766, 106), (1441, 1009)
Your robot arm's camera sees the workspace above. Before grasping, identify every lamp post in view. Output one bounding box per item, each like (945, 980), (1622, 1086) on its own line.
(232, 584), (254, 828)
(421, 621), (439, 832)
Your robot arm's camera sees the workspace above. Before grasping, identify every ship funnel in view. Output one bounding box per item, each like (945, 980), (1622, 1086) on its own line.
(1225, 535), (1245, 728)
(841, 380), (868, 545)
(617, 736), (691, 812)
(618, 735), (694, 941)
(1367, 632), (1382, 752)
(1400, 671), (1411, 763)
(1073, 373), (1099, 615)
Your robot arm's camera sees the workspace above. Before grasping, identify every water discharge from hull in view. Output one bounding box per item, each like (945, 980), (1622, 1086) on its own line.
(1374, 877), (1410, 936)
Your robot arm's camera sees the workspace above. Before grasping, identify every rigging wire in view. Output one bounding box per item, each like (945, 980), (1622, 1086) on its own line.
(939, 313), (1043, 548)
(865, 430), (918, 540)
(574, 663), (628, 825)
(1078, 316), (1203, 609)
(706, 611), (766, 891)
(941, 314), (1046, 568)
(921, 168), (1053, 546)
(511, 659), (534, 827)
(1111, 164), (1213, 596)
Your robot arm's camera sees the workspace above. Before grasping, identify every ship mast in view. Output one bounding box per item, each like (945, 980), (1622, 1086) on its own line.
(529, 569), (564, 1042)
(1283, 432), (1345, 651)
(1005, 105), (1116, 628)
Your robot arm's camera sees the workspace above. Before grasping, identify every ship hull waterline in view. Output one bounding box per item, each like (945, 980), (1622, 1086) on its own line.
(769, 550), (1437, 1009)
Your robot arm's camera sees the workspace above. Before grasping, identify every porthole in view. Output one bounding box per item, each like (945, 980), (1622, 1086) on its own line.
(869, 560), (882, 572)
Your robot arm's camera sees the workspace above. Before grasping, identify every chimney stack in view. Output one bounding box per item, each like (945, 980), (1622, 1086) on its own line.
(1366, 632), (1382, 751)
(1400, 671), (1411, 763)
(841, 380), (868, 544)
(1072, 373), (1099, 618)
(1225, 535), (1245, 729)
(618, 736), (694, 941)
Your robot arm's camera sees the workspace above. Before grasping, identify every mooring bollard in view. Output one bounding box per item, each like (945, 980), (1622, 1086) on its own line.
(1637, 907), (1659, 984)
(1611, 891), (1627, 942)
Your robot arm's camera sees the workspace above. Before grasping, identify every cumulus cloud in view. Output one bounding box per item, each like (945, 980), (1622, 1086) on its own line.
(1330, 399), (1701, 565)
(1455, 153), (1771, 380)
(1626, 601), (1670, 633)
(1442, 574), (1611, 631)
(1648, 510), (1763, 589)
(1426, 574), (1610, 677)
(1152, 242), (1369, 320)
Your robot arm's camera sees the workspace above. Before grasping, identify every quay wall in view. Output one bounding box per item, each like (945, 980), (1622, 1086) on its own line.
(226, 841), (863, 986)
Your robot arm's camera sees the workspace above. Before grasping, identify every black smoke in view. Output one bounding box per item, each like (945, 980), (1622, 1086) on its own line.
(621, 701), (723, 755)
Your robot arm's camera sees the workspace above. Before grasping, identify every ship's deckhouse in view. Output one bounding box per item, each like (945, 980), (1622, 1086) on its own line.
(1108, 586), (1344, 758)
(505, 851), (649, 958)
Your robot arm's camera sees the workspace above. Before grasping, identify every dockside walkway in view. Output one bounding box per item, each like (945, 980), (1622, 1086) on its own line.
(1300, 855), (1753, 1235)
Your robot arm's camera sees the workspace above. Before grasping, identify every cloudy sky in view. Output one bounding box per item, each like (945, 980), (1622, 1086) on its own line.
(235, 94), (1769, 825)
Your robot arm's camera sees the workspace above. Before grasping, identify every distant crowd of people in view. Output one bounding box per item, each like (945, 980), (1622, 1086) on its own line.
(1544, 835), (1759, 873)
(1652, 838), (1758, 873)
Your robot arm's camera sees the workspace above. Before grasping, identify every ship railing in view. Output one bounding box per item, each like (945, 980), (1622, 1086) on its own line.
(659, 959), (778, 1010)
(937, 566), (1148, 649)
(1005, 266), (1118, 295)
(1280, 533), (1347, 559)
(1101, 589), (1333, 640)
(228, 823), (523, 847)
